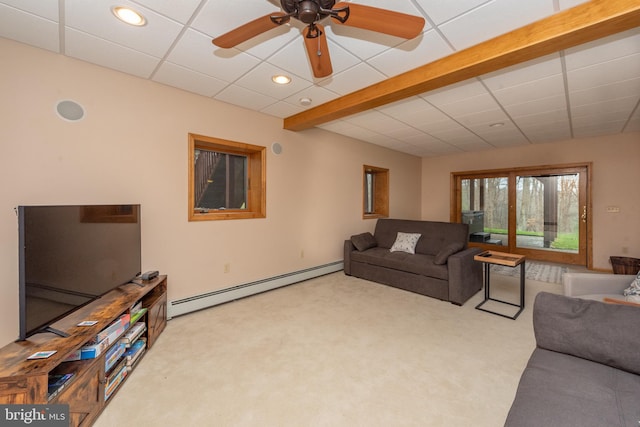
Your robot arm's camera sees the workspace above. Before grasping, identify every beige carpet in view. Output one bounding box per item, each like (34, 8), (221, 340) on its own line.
(94, 272), (561, 427)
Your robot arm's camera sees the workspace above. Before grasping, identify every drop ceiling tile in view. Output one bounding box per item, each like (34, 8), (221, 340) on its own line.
(283, 85), (340, 109)
(573, 120), (627, 138)
(503, 95), (567, 119)
(525, 126), (572, 143)
(344, 110), (408, 134)
(191, 0), (279, 37)
(422, 79), (487, 106)
(65, 28), (160, 78)
(438, 0), (554, 50)
(65, 0), (183, 58)
(234, 62), (312, 99)
(431, 92), (499, 118)
(514, 110), (570, 129)
(564, 28), (640, 71)
(1, 0), (58, 20)
(381, 125), (425, 140)
(481, 54), (562, 91)
(368, 30), (454, 77)
(317, 62), (386, 95)
(558, 0), (591, 9)
(153, 62), (227, 97)
(567, 53), (640, 92)
(491, 74), (565, 107)
(569, 78), (640, 107)
(167, 29), (260, 82)
(260, 101), (306, 118)
(325, 26), (406, 62)
(456, 109), (510, 127)
(0, 4), (59, 52)
(571, 96), (639, 119)
(214, 84), (277, 111)
(414, 0), (489, 25)
(132, 0), (202, 24)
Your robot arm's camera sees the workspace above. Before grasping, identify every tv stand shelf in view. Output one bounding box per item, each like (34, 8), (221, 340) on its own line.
(0, 275), (167, 426)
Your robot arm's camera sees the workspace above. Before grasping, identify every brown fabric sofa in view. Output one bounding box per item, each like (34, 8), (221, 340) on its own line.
(343, 219), (483, 305)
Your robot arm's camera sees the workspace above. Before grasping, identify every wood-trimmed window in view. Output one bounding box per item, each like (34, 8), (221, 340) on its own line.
(363, 165), (389, 219)
(188, 133), (266, 221)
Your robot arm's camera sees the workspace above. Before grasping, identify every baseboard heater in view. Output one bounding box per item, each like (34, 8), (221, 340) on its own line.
(168, 261), (344, 319)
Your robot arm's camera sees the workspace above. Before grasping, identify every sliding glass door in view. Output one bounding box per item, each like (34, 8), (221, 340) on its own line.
(453, 164), (590, 266)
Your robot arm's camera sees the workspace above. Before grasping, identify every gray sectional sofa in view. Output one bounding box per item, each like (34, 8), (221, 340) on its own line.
(505, 292), (640, 427)
(343, 218), (483, 305)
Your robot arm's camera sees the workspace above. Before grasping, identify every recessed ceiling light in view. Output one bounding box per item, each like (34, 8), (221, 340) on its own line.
(299, 97), (312, 106)
(272, 75), (291, 85)
(489, 122), (505, 128)
(112, 6), (146, 26)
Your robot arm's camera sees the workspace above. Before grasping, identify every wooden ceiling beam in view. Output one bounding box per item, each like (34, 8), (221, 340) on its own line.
(283, 0), (640, 131)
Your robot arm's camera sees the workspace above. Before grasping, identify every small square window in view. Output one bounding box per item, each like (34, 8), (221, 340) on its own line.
(188, 134), (266, 221)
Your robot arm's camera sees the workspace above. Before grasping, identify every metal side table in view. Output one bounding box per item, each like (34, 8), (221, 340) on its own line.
(474, 250), (526, 320)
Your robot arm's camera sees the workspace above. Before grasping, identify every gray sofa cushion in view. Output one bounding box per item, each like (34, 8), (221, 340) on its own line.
(505, 347), (640, 427)
(351, 232), (377, 251)
(350, 247), (448, 280)
(534, 292), (640, 375)
(433, 241), (465, 265)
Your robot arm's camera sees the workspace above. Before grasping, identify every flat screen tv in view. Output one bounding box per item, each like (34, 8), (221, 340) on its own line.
(17, 204), (141, 341)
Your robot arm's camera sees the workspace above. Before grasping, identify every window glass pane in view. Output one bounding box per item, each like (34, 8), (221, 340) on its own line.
(516, 174), (579, 252)
(194, 149), (247, 210)
(461, 177), (508, 246)
(364, 172), (374, 214)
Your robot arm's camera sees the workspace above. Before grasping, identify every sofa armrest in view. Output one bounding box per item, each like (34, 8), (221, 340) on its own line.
(343, 240), (355, 275)
(563, 272), (634, 297)
(533, 292), (640, 375)
(447, 247), (483, 305)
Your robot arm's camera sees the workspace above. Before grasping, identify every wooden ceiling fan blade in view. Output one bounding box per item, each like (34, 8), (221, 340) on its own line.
(303, 25), (333, 78)
(332, 2), (425, 39)
(213, 12), (288, 48)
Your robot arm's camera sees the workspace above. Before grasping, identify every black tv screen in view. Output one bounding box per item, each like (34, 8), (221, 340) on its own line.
(18, 205), (141, 341)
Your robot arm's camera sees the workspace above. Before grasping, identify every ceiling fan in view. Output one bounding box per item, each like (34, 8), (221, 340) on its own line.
(212, 0), (425, 78)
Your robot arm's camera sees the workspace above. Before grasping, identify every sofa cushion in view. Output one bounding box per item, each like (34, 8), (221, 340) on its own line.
(389, 232), (421, 254)
(505, 347), (640, 427)
(350, 247), (448, 280)
(433, 242), (465, 265)
(534, 292), (640, 375)
(351, 232), (377, 251)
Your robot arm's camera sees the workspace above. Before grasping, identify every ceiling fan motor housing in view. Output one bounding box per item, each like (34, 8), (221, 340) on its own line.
(281, 0), (337, 23)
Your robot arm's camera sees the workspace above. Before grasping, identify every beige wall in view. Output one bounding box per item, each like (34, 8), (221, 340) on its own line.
(420, 133), (640, 270)
(0, 39), (421, 346)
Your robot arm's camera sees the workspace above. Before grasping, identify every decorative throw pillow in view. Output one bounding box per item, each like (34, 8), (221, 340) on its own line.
(433, 242), (465, 265)
(623, 272), (640, 303)
(389, 232), (421, 254)
(351, 232), (377, 251)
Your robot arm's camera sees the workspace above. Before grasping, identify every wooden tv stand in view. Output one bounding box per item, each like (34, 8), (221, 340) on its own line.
(0, 275), (167, 426)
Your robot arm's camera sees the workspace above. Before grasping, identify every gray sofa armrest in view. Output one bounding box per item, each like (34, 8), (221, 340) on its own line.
(563, 272), (634, 297)
(343, 240), (355, 276)
(534, 292), (640, 375)
(447, 247), (483, 305)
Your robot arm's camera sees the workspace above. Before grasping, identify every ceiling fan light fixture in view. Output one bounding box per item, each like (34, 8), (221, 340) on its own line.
(112, 6), (146, 26)
(272, 75), (291, 85)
